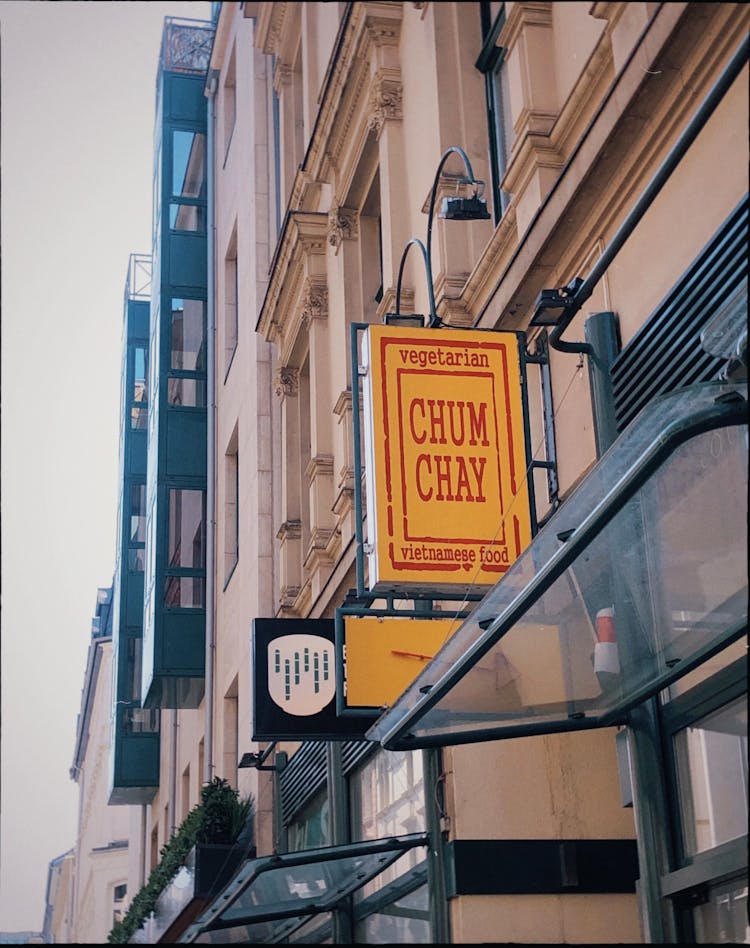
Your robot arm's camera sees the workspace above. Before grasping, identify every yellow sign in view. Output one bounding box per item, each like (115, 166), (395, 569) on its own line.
(362, 325), (532, 591)
(343, 616), (462, 708)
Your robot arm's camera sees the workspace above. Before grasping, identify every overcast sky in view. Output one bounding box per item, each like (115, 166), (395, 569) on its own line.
(1, 1), (210, 931)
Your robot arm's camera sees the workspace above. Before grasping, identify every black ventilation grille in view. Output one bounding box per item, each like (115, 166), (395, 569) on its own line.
(612, 196), (748, 431)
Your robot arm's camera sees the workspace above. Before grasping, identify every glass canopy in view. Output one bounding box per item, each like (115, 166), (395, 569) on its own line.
(178, 833), (429, 943)
(367, 381), (748, 750)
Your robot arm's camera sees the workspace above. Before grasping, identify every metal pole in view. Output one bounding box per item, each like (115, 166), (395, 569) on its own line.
(423, 748), (451, 944)
(584, 311), (675, 942)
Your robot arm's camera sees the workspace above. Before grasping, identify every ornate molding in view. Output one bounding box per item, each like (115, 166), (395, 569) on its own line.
(327, 207), (359, 249)
(274, 366), (299, 398)
(301, 278), (329, 325)
(367, 75), (403, 136)
(273, 61), (293, 94)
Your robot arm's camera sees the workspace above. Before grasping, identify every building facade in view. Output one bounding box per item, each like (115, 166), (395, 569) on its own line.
(67, 588), (131, 944)
(86, 2), (747, 944)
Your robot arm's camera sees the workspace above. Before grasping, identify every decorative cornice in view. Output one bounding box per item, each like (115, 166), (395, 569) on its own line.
(327, 207), (359, 249)
(333, 389), (353, 417)
(274, 366), (299, 398)
(255, 1), (288, 57)
(377, 285), (415, 322)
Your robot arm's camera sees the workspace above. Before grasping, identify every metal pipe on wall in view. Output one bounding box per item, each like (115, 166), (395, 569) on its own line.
(204, 68), (219, 786)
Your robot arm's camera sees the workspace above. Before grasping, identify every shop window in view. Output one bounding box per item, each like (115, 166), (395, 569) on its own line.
(287, 790), (330, 853)
(674, 696), (747, 858)
(476, 2), (513, 222)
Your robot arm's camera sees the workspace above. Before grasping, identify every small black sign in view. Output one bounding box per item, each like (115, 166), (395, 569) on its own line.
(252, 618), (370, 741)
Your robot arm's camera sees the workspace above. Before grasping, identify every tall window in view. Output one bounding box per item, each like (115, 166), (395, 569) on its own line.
(477, 2), (513, 222)
(169, 298), (207, 406)
(165, 488), (206, 608)
(224, 232), (239, 376)
(223, 46), (237, 162)
(128, 482), (146, 571)
(224, 431), (239, 584)
(170, 129), (207, 232)
(131, 345), (149, 429)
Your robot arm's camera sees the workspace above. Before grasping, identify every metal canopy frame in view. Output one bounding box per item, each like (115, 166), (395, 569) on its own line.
(366, 381), (748, 750)
(179, 832), (429, 942)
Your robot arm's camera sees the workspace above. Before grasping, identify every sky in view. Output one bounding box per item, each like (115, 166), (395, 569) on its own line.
(0, 1), (210, 932)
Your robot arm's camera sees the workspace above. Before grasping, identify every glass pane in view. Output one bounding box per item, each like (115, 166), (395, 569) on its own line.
(170, 202), (206, 232)
(355, 883), (430, 944)
(368, 382), (748, 747)
(351, 751), (426, 900)
(165, 575), (205, 609)
(692, 873), (749, 944)
(131, 405), (148, 430)
(675, 696), (748, 857)
(168, 377), (207, 407)
(172, 130), (206, 199)
(171, 299), (206, 370)
(287, 792), (330, 853)
(168, 488), (206, 568)
(128, 548), (145, 572)
(130, 484), (146, 542)
(126, 637), (142, 702)
(133, 346), (148, 401)
(123, 706), (159, 735)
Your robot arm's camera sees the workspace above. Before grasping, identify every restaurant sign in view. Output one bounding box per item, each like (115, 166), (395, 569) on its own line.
(361, 325), (532, 592)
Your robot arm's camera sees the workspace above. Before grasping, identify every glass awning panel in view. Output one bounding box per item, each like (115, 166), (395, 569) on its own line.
(179, 833), (429, 942)
(367, 382), (748, 750)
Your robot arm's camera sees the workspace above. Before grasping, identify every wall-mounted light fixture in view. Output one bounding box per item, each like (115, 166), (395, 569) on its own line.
(529, 278), (584, 328)
(384, 146), (490, 329)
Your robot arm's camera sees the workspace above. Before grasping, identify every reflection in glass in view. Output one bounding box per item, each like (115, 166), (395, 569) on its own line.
(675, 696), (748, 857)
(355, 883), (430, 944)
(130, 484), (147, 542)
(287, 793), (329, 853)
(131, 405), (148, 430)
(692, 874), (749, 944)
(168, 489), (206, 568)
(165, 575), (205, 609)
(170, 202), (206, 231)
(128, 549), (145, 572)
(168, 377), (207, 407)
(171, 299), (206, 371)
(172, 130), (206, 199)
(133, 346), (148, 400)
(351, 750), (426, 900)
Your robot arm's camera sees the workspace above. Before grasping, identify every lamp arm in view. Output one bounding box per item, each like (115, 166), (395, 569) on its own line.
(425, 146), (481, 327)
(395, 237), (437, 324)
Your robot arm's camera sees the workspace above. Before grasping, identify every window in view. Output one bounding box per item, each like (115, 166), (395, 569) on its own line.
(287, 791), (330, 853)
(168, 489), (206, 568)
(131, 345), (148, 429)
(165, 488), (206, 608)
(170, 129), (206, 232)
(112, 882), (128, 925)
(224, 231), (238, 376)
(223, 46), (237, 161)
(129, 482), (146, 571)
(224, 432), (239, 584)
(169, 298), (207, 406)
(477, 2), (513, 222)
(660, 654), (748, 943)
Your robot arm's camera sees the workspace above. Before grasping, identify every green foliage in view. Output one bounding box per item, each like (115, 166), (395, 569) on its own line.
(107, 778), (254, 944)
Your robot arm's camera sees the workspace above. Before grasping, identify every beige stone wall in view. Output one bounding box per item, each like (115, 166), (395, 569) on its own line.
(70, 641), (131, 944)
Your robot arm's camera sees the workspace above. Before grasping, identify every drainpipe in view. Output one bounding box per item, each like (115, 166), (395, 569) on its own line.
(170, 709), (178, 835)
(205, 68), (219, 786)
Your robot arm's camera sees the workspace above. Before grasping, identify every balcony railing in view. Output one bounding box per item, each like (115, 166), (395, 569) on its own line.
(159, 17), (214, 75)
